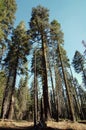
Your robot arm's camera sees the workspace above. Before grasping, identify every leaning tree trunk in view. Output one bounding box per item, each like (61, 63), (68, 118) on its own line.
(58, 44), (76, 121)
(8, 95), (15, 119)
(69, 66), (81, 119)
(54, 65), (61, 121)
(1, 71), (12, 119)
(1, 57), (18, 119)
(41, 35), (50, 121)
(81, 64), (86, 88)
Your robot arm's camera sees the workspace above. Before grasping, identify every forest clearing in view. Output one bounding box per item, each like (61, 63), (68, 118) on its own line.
(0, 120), (86, 130)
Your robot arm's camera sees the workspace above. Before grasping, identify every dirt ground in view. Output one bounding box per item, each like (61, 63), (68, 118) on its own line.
(47, 120), (86, 130)
(0, 119), (86, 130)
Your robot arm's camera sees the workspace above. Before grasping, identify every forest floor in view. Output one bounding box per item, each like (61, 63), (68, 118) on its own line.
(0, 119), (86, 130)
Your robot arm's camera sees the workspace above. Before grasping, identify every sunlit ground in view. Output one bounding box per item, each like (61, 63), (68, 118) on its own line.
(0, 119), (86, 130)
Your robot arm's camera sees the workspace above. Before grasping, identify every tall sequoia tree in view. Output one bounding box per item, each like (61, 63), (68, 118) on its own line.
(1, 21), (30, 119)
(31, 49), (47, 124)
(50, 20), (76, 121)
(29, 5), (50, 121)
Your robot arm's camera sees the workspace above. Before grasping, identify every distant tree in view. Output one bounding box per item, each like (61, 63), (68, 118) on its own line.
(72, 50), (86, 86)
(31, 49), (43, 76)
(1, 21), (30, 119)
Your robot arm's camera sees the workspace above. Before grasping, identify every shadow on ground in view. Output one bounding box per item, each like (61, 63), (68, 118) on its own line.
(0, 126), (73, 130)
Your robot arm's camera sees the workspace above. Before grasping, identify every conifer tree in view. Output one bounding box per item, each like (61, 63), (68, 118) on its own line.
(50, 19), (76, 121)
(72, 51), (86, 86)
(1, 21), (30, 119)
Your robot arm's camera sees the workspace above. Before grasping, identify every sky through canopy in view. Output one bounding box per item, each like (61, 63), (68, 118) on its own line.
(15, 0), (86, 84)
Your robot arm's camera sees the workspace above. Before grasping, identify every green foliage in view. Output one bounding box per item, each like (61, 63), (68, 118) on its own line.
(18, 78), (28, 110)
(0, 71), (6, 114)
(0, 21), (31, 119)
(31, 49), (43, 76)
(16, 74), (30, 119)
(72, 51), (86, 86)
(13, 77), (30, 120)
(50, 20), (64, 44)
(57, 45), (70, 68)
(72, 51), (85, 73)
(4, 21), (30, 75)
(50, 19), (69, 68)
(0, 0), (17, 41)
(0, 0), (17, 63)
(29, 5), (49, 42)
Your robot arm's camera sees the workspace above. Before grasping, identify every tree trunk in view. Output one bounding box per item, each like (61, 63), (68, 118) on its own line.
(1, 71), (14, 119)
(7, 65), (17, 119)
(34, 50), (38, 126)
(41, 35), (50, 121)
(40, 97), (45, 121)
(58, 44), (76, 121)
(8, 95), (15, 119)
(54, 65), (59, 121)
(1, 57), (18, 119)
(70, 66), (81, 119)
(48, 61), (56, 105)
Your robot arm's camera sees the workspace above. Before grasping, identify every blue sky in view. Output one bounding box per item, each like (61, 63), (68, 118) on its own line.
(15, 0), (86, 84)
